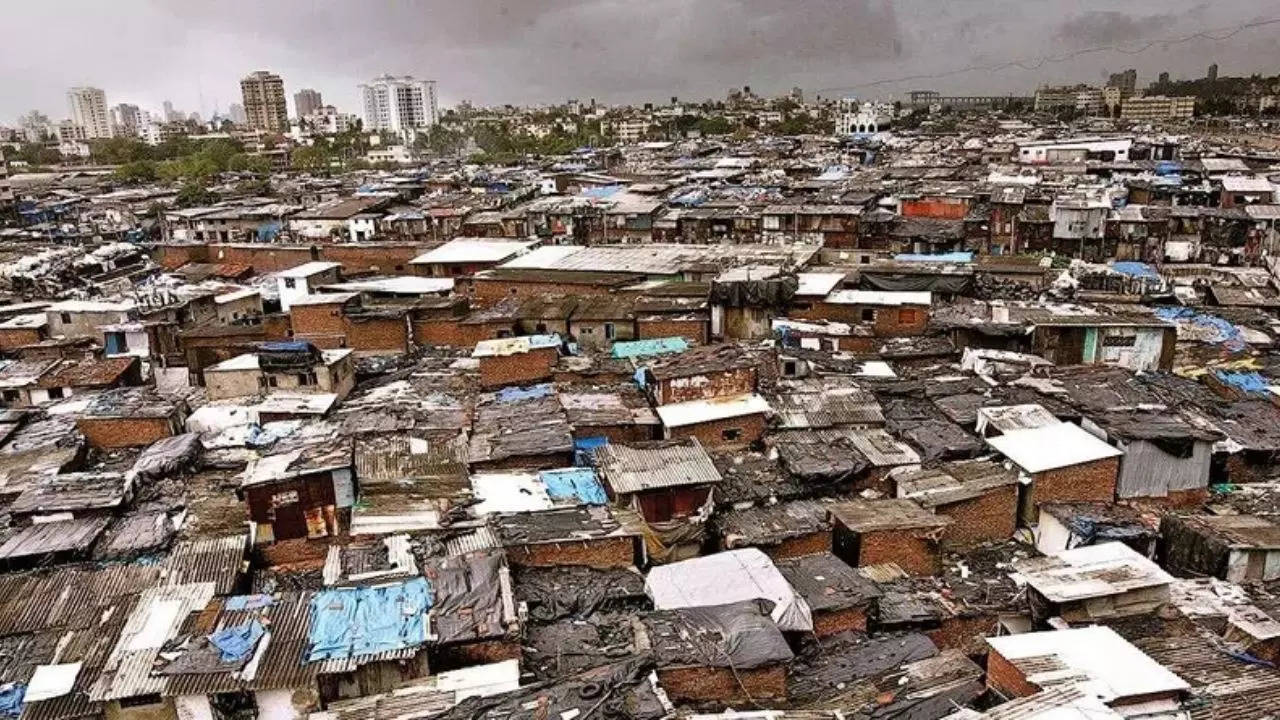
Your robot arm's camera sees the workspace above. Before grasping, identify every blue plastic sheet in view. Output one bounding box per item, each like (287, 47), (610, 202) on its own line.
(494, 384), (554, 404)
(1111, 262), (1160, 280)
(540, 468), (608, 505)
(210, 619), (265, 662)
(307, 578), (432, 662)
(1153, 307), (1247, 352)
(224, 594), (274, 612)
(1215, 370), (1270, 395)
(0, 684), (24, 718)
(611, 337), (689, 359)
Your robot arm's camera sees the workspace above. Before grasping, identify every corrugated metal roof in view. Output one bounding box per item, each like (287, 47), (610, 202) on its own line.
(162, 535), (248, 595)
(91, 582), (217, 701)
(0, 516), (108, 560)
(595, 438), (722, 494)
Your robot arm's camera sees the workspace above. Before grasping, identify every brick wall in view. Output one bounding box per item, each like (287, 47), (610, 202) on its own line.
(792, 302), (929, 337)
(291, 304), (347, 339)
(77, 415), (178, 449)
(937, 486), (1018, 549)
(505, 536), (636, 569)
(262, 314), (293, 340)
(1025, 457), (1119, 523)
(859, 528), (941, 576)
(472, 278), (612, 304)
(812, 606), (869, 637)
(658, 367), (757, 405)
(637, 317), (708, 345)
(573, 424), (660, 443)
(666, 413), (766, 450)
(657, 665), (786, 705)
(761, 531), (832, 560)
(211, 244), (316, 273)
(154, 243), (209, 269)
(986, 649), (1039, 698)
(478, 348), (558, 388)
(0, 327), (44, 350)
(1227, 454), (1270, 484)
(927, 613), (997, 656)
(346, 315), (409, 355)
(320, 244), (427, 274)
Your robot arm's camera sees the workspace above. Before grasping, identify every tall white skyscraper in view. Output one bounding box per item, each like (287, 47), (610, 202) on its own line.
(228, 103), (247, 126)
(359, 75), (438, 134)
(67, 86), (111, 139)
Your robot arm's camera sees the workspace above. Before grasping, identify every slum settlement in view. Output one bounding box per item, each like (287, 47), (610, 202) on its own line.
(2, 123), (1280, 720)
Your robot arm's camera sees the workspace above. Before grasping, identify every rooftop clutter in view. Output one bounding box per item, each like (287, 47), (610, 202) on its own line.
(1, 104), (1280, 720)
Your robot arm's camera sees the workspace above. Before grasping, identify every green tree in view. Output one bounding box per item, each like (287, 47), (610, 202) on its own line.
(291, 145), (331, 173)
(113, 160), (158, 185)
(174, 182), (216, 208)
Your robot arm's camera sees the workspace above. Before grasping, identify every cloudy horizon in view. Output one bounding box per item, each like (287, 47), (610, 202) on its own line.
(4, 0), (1278, 123)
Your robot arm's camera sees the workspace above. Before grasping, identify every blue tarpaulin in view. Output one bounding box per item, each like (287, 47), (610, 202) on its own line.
(1215, 370), (1270, 395)
(611, 337), (689, 359)
(256, 221), (282, 243)
(1153, 307), (1247, 352)
(580, 185), (623, 199)
(224, 594), (275, 611)
(307, 578), (432, 663)
(1111, 262), (1160, 280)
(540, 468), (608, 505)
(494, 384), (554, 404)
(0, 684), (24, 718)
(893, 252), (974, 263)
(210, 619), (265, 662)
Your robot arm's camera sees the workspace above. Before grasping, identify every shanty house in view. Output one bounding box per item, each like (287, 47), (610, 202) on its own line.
(776, 552), (881, 637)
(640, 600), (792, 704)
(985, 626), (1188, 715)
(472, 334), (561, 389)
(645, 547), (814, 632)
(1160, 514), (1280, 583)
(797, 290), (931, 337)
(239, 440), (354, 543)
(594, 438), (721, 524)
(829, 498), (951, 576)
(74, 388), (188, 449)
(493, 505), (642, 569)
(409, 238), (539, 277)
(204, 343), (356, 402)
(892, 458), (1020, 548)
(1086, 413), (1221, 503)
(276, 261), (342, 311)
(655, 393), (772, 449)
(714, 499), (834, 559)
(1014, 542), (1173, 625)
(986, 422), (1122, 524)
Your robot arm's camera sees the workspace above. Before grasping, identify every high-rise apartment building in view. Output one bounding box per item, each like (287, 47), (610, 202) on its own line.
(1106, 69), (1137, 95)
(228, 103), (247, 126)
(110, 103), (142, 138)
(294, 89), (323, 119)
(67, 86), (111, 139)
(240, 71), (289, 133)
(1120, 95), (1196, 121)
(359, 75), (438, 134)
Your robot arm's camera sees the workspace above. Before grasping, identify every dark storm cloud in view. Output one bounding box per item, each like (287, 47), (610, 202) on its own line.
(1055, 10), (1179, 47)
(1, 0), (1275, 121)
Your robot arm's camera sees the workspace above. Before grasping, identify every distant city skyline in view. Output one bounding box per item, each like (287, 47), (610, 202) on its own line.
(2, 0), (1277, 123)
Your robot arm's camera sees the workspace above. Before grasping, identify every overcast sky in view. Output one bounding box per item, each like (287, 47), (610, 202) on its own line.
(4, 0), (1278, 123)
